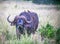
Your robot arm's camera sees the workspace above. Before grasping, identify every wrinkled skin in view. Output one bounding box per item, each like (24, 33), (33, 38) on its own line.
(7, 10), (39, 39)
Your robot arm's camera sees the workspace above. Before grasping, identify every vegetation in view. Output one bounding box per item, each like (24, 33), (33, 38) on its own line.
(5, 34), (34, 44)
(22, 0), (60, 5)
(0, 16), (59, 44)
(38, 23), (56, 39)
(56, 28), (60, 44)
(32, 0), (60, 5)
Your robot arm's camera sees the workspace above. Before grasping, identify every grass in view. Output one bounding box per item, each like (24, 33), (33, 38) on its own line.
(5, 33), (39, 44)
(5, 35), (34, 44)
(0, 16), (58, 44)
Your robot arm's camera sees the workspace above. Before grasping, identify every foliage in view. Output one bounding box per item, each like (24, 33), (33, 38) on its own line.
(38, 23), (56, 39)
(32, 0), (60, 5)
(56, 28), (60, 44)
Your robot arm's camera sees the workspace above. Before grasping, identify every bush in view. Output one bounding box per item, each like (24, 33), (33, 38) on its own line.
(56, 28), (60, 44)
(38, 23), (56, 39)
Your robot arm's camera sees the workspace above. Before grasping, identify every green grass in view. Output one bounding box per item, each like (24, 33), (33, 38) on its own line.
(5, 35), (34, 44)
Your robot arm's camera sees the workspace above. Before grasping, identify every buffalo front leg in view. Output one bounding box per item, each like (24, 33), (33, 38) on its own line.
(16, 29), (21, 39)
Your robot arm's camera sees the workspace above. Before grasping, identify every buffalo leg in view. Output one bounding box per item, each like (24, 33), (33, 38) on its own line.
(16, 29), (21, 39)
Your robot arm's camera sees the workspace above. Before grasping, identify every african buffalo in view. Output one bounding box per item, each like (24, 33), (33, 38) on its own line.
(7, 10), (39, 39)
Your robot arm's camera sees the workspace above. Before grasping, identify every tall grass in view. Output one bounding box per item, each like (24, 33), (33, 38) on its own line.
(5, 33), (40, 44)
(0, 16), (40, 44)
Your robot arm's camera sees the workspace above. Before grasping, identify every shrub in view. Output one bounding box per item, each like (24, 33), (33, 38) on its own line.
(56, 28), (60, 44)
(38, 23), (56, 39)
